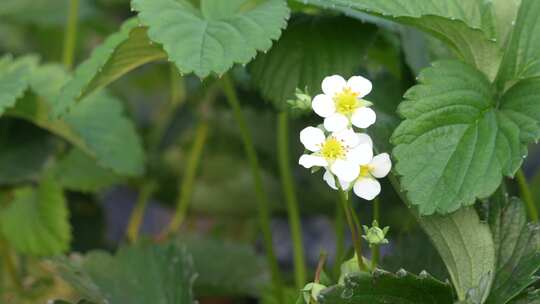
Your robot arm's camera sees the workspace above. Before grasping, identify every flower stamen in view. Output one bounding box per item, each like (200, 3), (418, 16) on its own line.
(334, 87), (360, 115)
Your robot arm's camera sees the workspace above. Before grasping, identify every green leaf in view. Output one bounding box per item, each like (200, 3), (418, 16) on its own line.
(486, 192), (540, 304)
(52, 300), (96, 304)
(0, 55), (37, 116)
(52, 149), (122, 193)
(293, 0), (501, 78)
(509, 289), (540, 304)
(491, 0), (521, 47)
(391, 60), (536, 215)
(131, 0), (290, 78)
(0, 120), (56, 185)
(0, 175), (70, 256)
(496, 0), (540, 86)
(318, 269), (454, 304)
(179, 236), (269, 297)
(8, 63), (145, 177)
(54, 18), (166, 116)
(56, 242), (197, 304)
(418, 207), (495, 301)
(248, 15), (376, 109)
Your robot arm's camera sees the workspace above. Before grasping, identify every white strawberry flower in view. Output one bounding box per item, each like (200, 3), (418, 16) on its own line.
(324, 153), (392, 200)
(312, 75), (376, 132)
(298, 126), (373, 183)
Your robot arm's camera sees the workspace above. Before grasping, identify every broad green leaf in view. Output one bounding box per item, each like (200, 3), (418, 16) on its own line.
(0, 175), (70, 256)
(0, 120), (56, 185)
(418, 207), (495, 301)
(293, 0), (501, 78)
(52, 149), (122, 193)
(0, 55), (37, 115)
(318, 270), (454, 303)
(54, 18), (166, 116)
(8, 63), (145, 177)
(248, 15), (376, 109)
(491, 0), (521, 47)
(486, 192), (540, 304)
(391, 60), (536, 215)
(496, 0), (540, 87)
(179, 236), (269, 297)
(131, 0), (290, 78)
(56, 242), (197, 304)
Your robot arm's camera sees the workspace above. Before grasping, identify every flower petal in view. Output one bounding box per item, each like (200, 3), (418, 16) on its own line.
(324, 114), (348, 132)
(323, 170), (351, 190)
(322, 75), (346, 96)
(300, 126), (325, 152)
(357, 133), (373, 148)
(331, 159), (359, 182)
(370, 153), (392, 178)
(299, 154), (328, 168)
(323, 170), (337, 190)
(312, 94), (335, 118)
(346, 142), (373, 165)
(353, 177), (381, 200)
(351, 107), (376, 129)
(333, 128), (358, 148)
(347, 75), (372, 97)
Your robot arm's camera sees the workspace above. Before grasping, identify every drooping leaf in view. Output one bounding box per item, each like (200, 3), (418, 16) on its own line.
(52, 149), (122, 193)
(418, 207), (495, 301)
(249, 15), (376, 109)
(318, 269), (454, 304)
(293, 0), (501, 78)
(496, 0), (540, 86)
(7, 63), (145, 177)
(486, 191), (540, 304)
(0, 120), (56, 185)
(179, 236), (269, 297)
(56, 242), (197, 304)
(391, 60), (536, 215)
(0, 55), (37, 116)
(131, 0), (290, 78)
(54, 18), (166, 116)
(0, 175), (70, 256)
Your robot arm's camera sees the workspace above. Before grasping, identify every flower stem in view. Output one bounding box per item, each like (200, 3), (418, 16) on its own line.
(164, 120), (209, 235)
(333, 202), (345, 277)
(516, 169), (539, 223)
(314, 251), (328, 284)
(277, 111), (306, 289)
(338, 190), (367, 271)
(62, 0), (80, 69)
(220, 74), (283, 299)
(127, 182), (157, 243)
(371, 198), (380, 268)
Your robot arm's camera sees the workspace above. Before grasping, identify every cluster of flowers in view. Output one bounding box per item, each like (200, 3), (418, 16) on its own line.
(298, 75), (391, 200)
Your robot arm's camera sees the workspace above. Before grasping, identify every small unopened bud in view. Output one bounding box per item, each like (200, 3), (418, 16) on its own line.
(287, 87), (312, 117)
(302, 282), (327, 303)
(362, 220), (389, 247)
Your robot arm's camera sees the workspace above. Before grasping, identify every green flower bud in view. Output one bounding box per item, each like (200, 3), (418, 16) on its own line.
(362, 220), (390, 247)
(302, 282), (327, 303)
(287, 87), (312, 117)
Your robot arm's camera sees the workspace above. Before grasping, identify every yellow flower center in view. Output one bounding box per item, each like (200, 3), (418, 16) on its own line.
(321, 138), (345, 160)
(334, 87), (360, 115)
(359, 165), (372, 177)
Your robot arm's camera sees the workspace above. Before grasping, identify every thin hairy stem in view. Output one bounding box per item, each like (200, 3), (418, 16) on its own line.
(516, 169), (538, 222)
(277, 111), (306, 288)
(165, 121), (209, 235)
(220, 74), (283, 299)
(333, 202), (345, 277)
(62, 0), (80, 69)
(338, 190), (367, 271)
(127, 182), (157, 243)
(371, 198), (380, 268)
